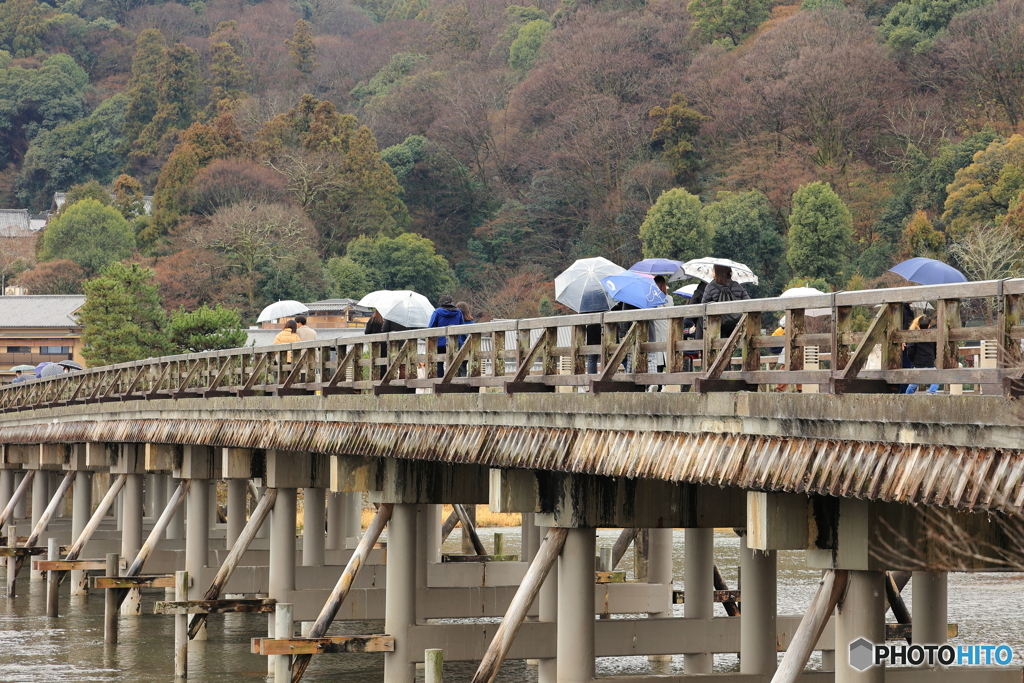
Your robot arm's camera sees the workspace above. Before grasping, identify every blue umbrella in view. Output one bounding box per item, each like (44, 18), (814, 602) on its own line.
(889, 258), (967, 285)
(601, 272), (669, 309)
(34, 362), (52, 379)
(629, 258), (683, 276)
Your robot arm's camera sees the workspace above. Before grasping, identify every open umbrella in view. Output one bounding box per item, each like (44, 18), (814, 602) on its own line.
(357, 291), (394, 309)
(601, 271), (668, 309)
(555, 257), (625, 313)
(34, 362), (52, 378)
(889, 257), (967, 285)
(9, 365), (35, 372)
(58, 360), (83, 371)
(780, 287), (831, 316)
(670, 257), (759, 284)
(373, 290), (434, 328)
(256, 300), (308, 323)
(40, 363), (66, 378)
(629, 258), (683, 276)
(674, 284), (698, 298)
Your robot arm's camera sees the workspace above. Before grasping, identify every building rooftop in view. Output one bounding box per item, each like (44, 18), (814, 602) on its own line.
(305, 298), (371, 313)
(0, 295), (86, 328)
(246, 327), (365, 348)
(0, 209), (32, 237)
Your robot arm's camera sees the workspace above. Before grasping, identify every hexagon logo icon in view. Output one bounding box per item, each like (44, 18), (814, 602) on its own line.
(849, 638), (875, 671)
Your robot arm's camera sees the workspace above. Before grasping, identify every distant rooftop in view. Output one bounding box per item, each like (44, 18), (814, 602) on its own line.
(0, 295), (86, 328)
(305, 298), (371, 313)
(52, 192), (153, 215)
(0, 209), (32, 237)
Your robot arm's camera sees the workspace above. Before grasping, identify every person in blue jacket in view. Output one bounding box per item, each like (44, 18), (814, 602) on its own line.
(428, 295), (464, 376)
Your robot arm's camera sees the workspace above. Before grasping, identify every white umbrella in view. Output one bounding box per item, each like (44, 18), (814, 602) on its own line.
(373, 290), (434, 328)
(780, 287), (831, 317)
(670, 257), (758, 285)
(357, 290), (394, 308)
(555, 257), (626, 313)
(673, 284), (698, 298)
(257, 300), (308, 323)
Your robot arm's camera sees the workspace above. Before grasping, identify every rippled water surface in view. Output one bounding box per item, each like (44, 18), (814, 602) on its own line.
(2, 529), (1022, 682)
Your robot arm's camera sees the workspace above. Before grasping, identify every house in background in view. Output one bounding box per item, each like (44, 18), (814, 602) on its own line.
(51, 192), (154, 217)
(0, 295), (86, 383)
(259, 299), (372, 330)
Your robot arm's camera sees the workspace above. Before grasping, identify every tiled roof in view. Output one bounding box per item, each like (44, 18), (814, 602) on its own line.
(0, 295), (86, 328)
(305, 298), (371, 313)
(0, 209), (31, 237)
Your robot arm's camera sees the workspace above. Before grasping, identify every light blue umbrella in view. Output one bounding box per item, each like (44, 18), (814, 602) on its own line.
(889, 258), (967, 285)
(601, 271), (669, 309)
(629, 258), (683, 276)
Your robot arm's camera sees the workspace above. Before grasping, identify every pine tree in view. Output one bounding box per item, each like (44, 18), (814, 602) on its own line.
(649, 93), (707, 184)
(144, 143), (199, 249)
(79, 262), (172, 366)
(123, 29), (167, 150)
(133, 42), (201, 160)
(286, 20), (319, 75)
(111, 174), (145, 219)
(169, 304), (248, 352)
(208, 41), (250, 112)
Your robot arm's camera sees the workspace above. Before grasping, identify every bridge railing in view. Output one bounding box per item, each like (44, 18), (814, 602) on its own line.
(2, 278), (1023, 410)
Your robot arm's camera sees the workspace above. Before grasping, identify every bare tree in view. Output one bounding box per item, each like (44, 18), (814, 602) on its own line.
(948, 222), (1024, 282)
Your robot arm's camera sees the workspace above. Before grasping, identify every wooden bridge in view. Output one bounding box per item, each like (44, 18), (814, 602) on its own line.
(1, 279), (1023, 683)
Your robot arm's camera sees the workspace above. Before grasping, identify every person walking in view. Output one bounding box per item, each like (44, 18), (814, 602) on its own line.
(273, 320), (302, 344)
(648, 275), (673, 392)
(698, 264), (750, 338)
(904, 315), (940, 394)
(456, 302), (475, 377)
(11, 370), (25, 383)
(428, 295), (465, 376)
(294, 315), (317, 341)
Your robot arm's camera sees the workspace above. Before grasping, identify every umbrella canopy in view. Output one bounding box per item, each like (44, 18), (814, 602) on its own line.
(40, 363), (66, 378)
(674, 284), (698, 298)
(256, 300), (308, 323)
(780, 287), (831, 316)
(629, 258), (683, 276)
(889, 257), (967, 285)
(58, 360), (83, 371)
(357, 290), (394, 308)
(372, 290), (434, 328)
(670, 257), (759, 285)
(34, 362), (52, 378)
(555, 257), (625, 313)
(601, 272), (669, 309)
(9, 364), (35, 372)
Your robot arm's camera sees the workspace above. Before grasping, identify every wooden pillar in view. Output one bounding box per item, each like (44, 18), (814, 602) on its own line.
(166, 475), (184, 540)
(0, 470), (13, 518)
(269, 488), (296, 598)
(538, 523), (558, 683)
(186, 477), (209, 639)
(13, 472), (27, 521)
(226, 479), (246, 549)
(325, 491), (345, 551)
(684, 528), (714, 673)
(557, 527), (595, 683)
(384, 503), (417, 683)
(70, 471), (92, 596)
(912, 571), (947, 648)
(302, 488), (325, 567)
(740, 531), (777, 675)
(120, 473), (144, 615)
(29, 470), (48, 579)
(836, 571), (885, 683)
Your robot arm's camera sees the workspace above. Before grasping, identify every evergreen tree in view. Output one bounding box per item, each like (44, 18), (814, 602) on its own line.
(325, 256), (372, 299)
(133, 42), (201, 160)
(144, 143), (199, 249)
(638, 188), (712, 262)
(123, 29), (166, 150)
(687, 0), (770, 45)
(508, 19), (550, 71)
(40, 199), (134, 274)
(208, 41), (251, 111)
(704, 190), (786, 296)
(346, 232), (455, 302)
(286, 20), (319, 75)
(111, 174), (145, 220)
(649, 94), (707, 185)
(898, 210), (946, 260)
(942, 134), (1024, 238)
(79, 263), (172, 366)
(786, 182), (853, 286)
(169, 304), (248, 352)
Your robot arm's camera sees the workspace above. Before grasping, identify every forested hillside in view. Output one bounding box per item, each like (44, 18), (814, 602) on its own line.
(2, 0), (1024, 321)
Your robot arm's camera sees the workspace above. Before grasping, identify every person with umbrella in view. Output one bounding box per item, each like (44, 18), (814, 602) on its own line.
(11, 370), (26, 383)
(698, 264), (750, 337)
(648, 275), (673, 391)
(428, 295), (465, 376)
(273, 320), (302, 344)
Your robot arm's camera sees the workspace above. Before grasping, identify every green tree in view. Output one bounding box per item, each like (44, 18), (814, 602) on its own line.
(17, 93), (129, 209)
(649, 93), (707, 184)
(40, 199), (134, 274)
(79, 262), (172, 367)
(286, 19), (319, 75)
(208, 40), (251, 111)
(638, 188), (712, 262)
(169, 304), (248, 352)
(880, 0), (990, 54)
(704, 190), (787, 296)
(325, 256), (373, 299)
(508, 19), (551, 71)
(687, 0), (770, 45)
(111, 174), (145, 220)
(347, 232), (456, 302)
(943, 134), (1024, 238)
(62, 180), (111, 211)
(898, 210), (947, 260)
(786, 182), (853, 286)
(123, 29), (166, 150)
(133, 42), (201, 159)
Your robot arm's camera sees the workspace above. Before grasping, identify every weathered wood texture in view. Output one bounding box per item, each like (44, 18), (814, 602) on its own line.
(154, 598), (277, 615)
(771, 570), (849, 683)
(258, 635), (394, 655)
(56, 473), (126, 587)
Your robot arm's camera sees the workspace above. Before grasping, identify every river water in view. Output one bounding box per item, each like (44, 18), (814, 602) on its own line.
(2, 529), (1022, 682)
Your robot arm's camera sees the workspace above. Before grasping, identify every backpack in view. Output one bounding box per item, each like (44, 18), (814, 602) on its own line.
(713, 283), (741, 327)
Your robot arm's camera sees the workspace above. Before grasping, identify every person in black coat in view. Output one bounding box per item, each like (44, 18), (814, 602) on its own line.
(698, 265), (750, 337)
(904, 315), (939, 394)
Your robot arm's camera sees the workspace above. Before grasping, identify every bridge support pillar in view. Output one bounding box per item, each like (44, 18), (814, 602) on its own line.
(912, 571), (947, 648)
(186, 477), (210, 639)
(345, 491), (361, 543)
(684, 527), (714, 673)
(325, 491), (344, 550)
(70, 470), (92, 596)
(150, 473), (167, 522)
(269, 487), (297, 597)
(0, 469), (13, 521)
(30, 467), (48, 580)
(384, 503), (417, 683)
(837, 570), (885, 683)
(537, 522), (558, 683)
(424, 504), (441, 566)
(13, 471), (27, 521)
(557, 527), (595, 683)
(302, 487), (325, 566)
(648, 527), (674, 664)
(120, 473), (144, 615)
(226, 479), (246, 548)
(740, 531), (777, 675)
(166, 475), (184, 540)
